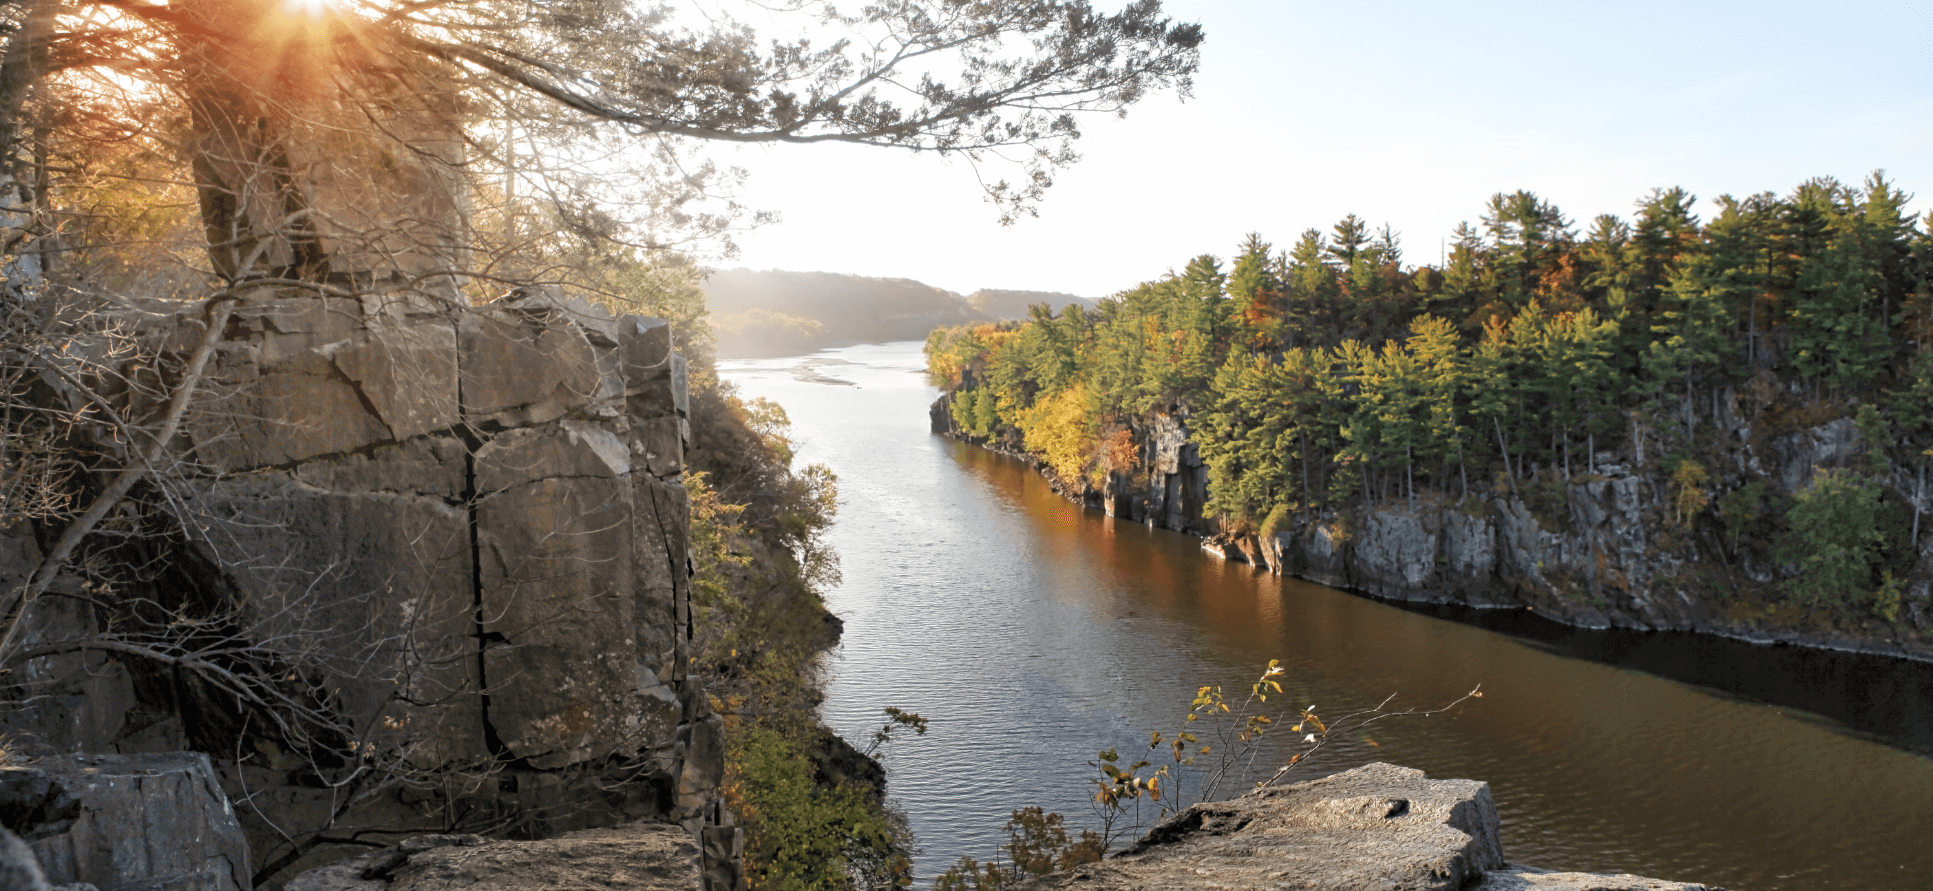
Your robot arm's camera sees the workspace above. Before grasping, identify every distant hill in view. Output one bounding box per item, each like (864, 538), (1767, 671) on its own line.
(965, 289), (1093, 320)
(703, 269), (1095, 359)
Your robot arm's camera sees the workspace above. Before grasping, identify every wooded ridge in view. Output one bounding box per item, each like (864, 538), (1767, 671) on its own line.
(927, 175), (1933, 654)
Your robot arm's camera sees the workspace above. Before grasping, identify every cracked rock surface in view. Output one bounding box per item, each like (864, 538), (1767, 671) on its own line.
(1017, 763), (1719, 891)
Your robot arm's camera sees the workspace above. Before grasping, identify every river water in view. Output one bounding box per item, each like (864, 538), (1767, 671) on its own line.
(721, 341), (1933, 891)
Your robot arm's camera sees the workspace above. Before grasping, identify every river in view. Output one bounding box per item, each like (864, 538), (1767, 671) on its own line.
(720, 341), (1933, 891)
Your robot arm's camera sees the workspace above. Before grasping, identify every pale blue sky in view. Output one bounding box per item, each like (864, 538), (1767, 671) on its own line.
(716, 1), (1931, 298)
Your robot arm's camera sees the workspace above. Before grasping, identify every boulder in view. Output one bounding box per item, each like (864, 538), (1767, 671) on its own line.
(456, 311), (601, 425)
(0, 753), (250, 891)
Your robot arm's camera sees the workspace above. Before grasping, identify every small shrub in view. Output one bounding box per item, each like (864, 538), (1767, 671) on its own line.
(1874, 572), (1905, 624)
(727, 727), (910, 891)
(1669, 457), (1712, 527)
(939, 662), (1481, 887)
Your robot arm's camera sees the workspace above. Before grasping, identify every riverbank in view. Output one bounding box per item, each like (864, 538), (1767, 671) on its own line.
(931, 394), (1933, 667)
(724, 343), (1933, 890)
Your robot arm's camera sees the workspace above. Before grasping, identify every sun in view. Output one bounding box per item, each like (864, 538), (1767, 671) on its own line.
(284, 0), (345, 19)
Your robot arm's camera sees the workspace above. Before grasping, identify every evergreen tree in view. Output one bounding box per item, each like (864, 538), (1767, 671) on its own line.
(1469, 317), (1526, 491)
(1782, 469), (1884, 609)
(1789, 193), (1884, 394)
(1227, 233), (1286, 351)
(1328, 214), (1371, 266)
(1480, 190), (1572, 309)
(1438, 222), (1487, 327)
(1200, 353), (1291, 523)
(1407, 314), (1470, 494)
(1288, 228), (1342, 346)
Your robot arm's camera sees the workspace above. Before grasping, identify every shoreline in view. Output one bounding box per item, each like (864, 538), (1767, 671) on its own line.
(937, 428), (1933, 673)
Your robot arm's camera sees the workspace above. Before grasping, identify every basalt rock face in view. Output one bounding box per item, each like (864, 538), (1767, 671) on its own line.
(3, 286), (733, 885)
(1018, 762), (1719, 891)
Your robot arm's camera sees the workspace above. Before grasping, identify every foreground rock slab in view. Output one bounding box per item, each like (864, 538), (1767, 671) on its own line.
(285, 822), (699, 891)
(1475, 867), (1721, 890)
(1020, 762), (1720, 891)
(0, 753), (250, 891)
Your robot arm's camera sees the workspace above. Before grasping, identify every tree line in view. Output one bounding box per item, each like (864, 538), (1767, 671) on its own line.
(927, 174), (1931, 614)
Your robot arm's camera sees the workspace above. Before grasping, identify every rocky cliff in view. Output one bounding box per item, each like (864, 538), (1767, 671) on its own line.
(934, 394), (1933, 663)
(1, 286), (738, 886)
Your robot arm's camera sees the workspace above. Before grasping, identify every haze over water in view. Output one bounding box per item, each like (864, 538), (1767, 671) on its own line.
(722, 341), (1933, 891)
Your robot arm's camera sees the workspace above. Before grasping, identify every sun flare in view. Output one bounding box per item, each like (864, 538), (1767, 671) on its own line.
(284, 0), (343, 19)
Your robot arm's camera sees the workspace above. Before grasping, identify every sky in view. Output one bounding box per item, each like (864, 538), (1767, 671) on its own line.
(707, 1), (1932, 299)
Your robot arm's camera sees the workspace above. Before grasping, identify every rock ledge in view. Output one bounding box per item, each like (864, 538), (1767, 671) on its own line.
(1019, 762), (1722, 891)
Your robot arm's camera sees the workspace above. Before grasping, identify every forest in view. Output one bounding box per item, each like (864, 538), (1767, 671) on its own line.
(927, 174), (1932, 619)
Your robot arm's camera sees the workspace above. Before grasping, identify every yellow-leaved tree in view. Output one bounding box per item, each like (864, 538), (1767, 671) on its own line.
(1019, 384), (1100, 486)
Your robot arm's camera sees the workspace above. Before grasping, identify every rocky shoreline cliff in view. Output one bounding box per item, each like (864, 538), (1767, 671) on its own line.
(933, 391), (1933, 665)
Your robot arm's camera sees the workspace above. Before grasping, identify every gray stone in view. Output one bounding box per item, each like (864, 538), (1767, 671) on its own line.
(676, 713), (725, 813)
(476, 475), (640, 768)
(177, 475), (484, 765)
(505, 286), (621, 349)
(0, 594), (147, 758)
(19, 291), (713, 881)
(0, 826), (53, 891)
(473, 422), (629, 495)
(631, 415), (685, 478)
(292, 436), (468, 499)
(285, 822), (698, 891)
(1768, 418), (1860, 495)
(232, 297), (362, 369)
(1279, 517), (1351, 591)
(1355, 508), (1438, 595)
(0, 753), (251, 891)
(190, 349), (394, 469)
(1020, 762), (1503, 891)
(671, 351), (690, 419)
(1475, 866), (1723, 890)
(1440, 507), (1497, 589)
(456, 313), (601, 422)
(1149, 412), (1189, 476)
(329, 322), (460, 440)
(633, 476), (691, 680)
(620, 316), (674, 380)
(357, 292), (451, 328)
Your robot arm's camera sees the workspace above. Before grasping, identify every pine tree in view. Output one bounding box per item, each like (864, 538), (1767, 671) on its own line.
(1789, 188), (1884, 395)
(1328, 214), (1371, 266)
(1407, 314), (1470, 495)
(1288, 229), (1342, 347)
(1227, 233), (1286, 351)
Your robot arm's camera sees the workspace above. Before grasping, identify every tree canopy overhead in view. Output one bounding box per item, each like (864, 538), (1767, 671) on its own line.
(0, 0), (1203, 288)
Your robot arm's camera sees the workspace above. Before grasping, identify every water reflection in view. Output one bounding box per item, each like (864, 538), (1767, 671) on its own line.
(722, 342), (1933, 891)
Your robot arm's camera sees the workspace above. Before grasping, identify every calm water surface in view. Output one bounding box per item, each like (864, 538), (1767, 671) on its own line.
(722, 342), (1933, 891)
